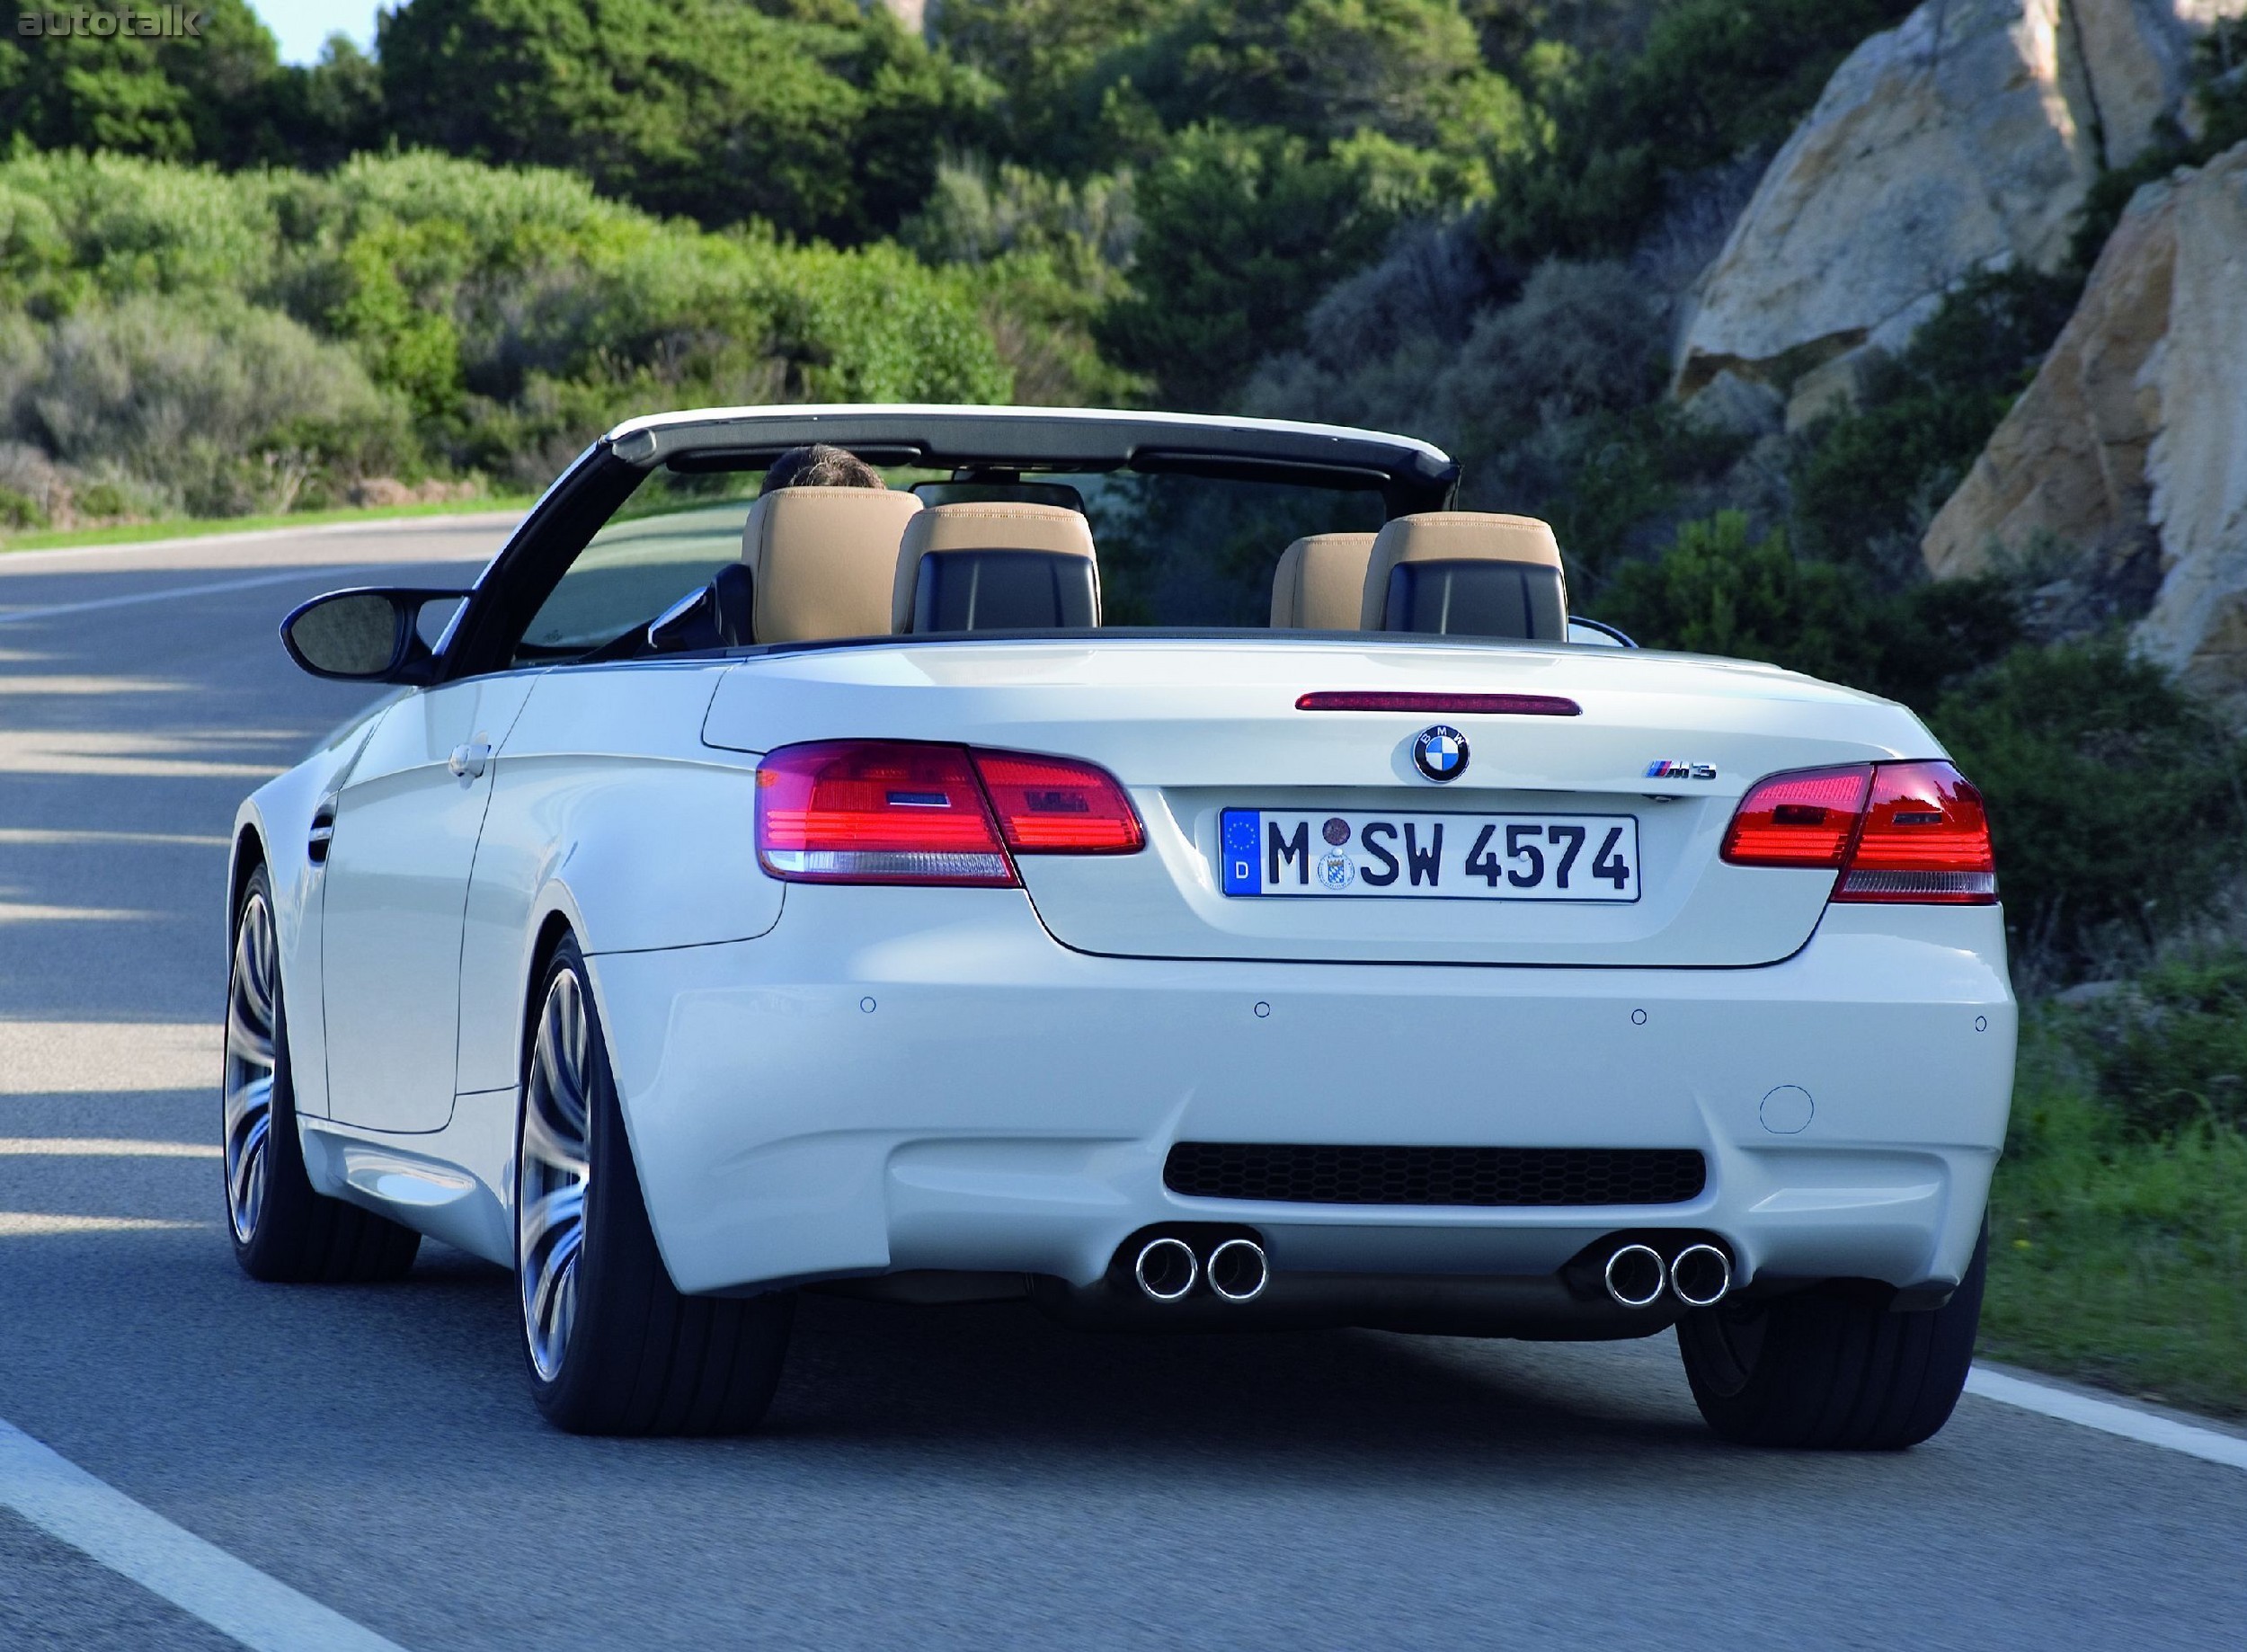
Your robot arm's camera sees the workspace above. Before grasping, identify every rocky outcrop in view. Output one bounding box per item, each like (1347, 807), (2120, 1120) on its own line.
(1673, 0), (2246, 402)
(1923, 142), (2247, 712)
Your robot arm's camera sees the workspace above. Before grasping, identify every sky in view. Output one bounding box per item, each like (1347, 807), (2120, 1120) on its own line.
(253, 0), (380, 66)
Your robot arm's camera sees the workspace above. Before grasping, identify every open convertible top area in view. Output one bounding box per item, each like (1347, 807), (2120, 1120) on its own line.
(601, 404), (1462, 513)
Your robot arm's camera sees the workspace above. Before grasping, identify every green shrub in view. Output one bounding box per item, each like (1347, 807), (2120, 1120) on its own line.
(2060, 953), (2247, 1135)
(0, 484), (44, 529)
(1931, 640), (2246, 973)
(1791, 269), (2080, 571)
(932, 0), (1186, 172)
(1481, 0), (1915, 260)
(15, 293), (418, 515)
(1117, 0), (1532, 160)
(74, 481), (130, 518)
(0, 150), (1018, 508)
(1594, 511), (2018, 706)
(1988, 1026), (2247, 1417)
(1097, 122), (1425, 407)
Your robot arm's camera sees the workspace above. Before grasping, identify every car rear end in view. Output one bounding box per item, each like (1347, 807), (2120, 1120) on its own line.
(589, 635), (2013, 1337)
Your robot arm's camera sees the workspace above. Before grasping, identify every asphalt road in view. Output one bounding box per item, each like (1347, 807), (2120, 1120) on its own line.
(0, 521), (2243, 1652)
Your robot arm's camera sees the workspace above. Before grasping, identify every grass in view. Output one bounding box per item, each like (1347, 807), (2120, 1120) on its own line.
(1982, 1021), (2247, 1420)
(0, 493), (537, 554)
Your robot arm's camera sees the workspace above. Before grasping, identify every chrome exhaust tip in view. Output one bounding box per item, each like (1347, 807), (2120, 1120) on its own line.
(1603, 1243), (1667, 1310)
(1206, 1238), (1269, 1303)
(1668, 1243), (1732, 1309)
(1134, 1236), (1199, 1302)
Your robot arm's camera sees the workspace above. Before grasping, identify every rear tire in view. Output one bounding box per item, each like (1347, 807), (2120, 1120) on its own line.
(517, 937), (794, 1434)
(225, 863), (422, 1283)
(1677, 1221), (1987, 1450)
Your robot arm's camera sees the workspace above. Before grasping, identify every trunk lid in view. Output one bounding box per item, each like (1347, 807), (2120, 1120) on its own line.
(701, 636), (1941, 968)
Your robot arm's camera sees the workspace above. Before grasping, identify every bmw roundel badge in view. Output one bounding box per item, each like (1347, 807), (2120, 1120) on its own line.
(1412, 724), (1469, 783)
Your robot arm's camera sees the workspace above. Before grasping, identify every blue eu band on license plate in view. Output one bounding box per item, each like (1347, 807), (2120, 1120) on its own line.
(1221, 809), (1640, 901)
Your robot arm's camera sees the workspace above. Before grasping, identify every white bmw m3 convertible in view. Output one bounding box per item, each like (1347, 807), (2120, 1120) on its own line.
(224, 404), (2014, 1446)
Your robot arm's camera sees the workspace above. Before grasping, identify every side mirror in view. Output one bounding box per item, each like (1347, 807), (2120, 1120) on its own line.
(280, 588), (470, 683)
(1567, 617), (1638, 648)
(647, 563), (755, 654)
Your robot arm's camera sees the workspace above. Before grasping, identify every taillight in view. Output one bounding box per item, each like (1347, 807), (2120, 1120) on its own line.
(1720, 765), (1872, 867)
(1722, 759), (1995, 904)
(1833, 760), (1996, 904)
(756, 742), (1013, 885)
(971, 750), (1144, 854)
(754, 741), (1143, 884)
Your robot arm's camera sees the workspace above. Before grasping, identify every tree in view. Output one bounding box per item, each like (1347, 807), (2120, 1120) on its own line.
(1094, 122), (1417, 408)
(376, 0), (990, 238)
(0, 0), (283, 165)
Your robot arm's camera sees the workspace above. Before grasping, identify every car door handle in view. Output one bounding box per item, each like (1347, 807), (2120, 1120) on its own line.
(448, 741), (491, 779)
(308, 796), (338, 864)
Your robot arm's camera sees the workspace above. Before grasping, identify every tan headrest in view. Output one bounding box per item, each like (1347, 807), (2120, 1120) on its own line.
(742, 487), (924, 644)
(1360, 513), (1564, 629)
(1270, 532), (1376, 629)
(892, 502), (1097, 633)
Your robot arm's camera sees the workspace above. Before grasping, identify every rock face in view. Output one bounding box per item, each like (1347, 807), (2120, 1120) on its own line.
(1673, 0), (2245, 400)
(1923, 143), (2247, 712)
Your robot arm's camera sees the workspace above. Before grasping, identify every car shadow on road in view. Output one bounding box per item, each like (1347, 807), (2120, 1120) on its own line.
(767, 1292), (1707, 1473)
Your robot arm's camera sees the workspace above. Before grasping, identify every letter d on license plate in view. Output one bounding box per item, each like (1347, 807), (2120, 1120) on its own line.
(1221, 809), (1639, 901)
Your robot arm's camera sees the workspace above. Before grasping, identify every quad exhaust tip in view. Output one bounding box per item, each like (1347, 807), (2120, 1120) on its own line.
(1668, 1243), (1732, 1309)
(1133, 1237), (1199, 1302)
(1603, 1243), (1667, 1310)
(1601, 1240), (1733, 1309)
(1207, 1238), (1269, 1303)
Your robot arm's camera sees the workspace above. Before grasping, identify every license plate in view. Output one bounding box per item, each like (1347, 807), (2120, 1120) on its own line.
(1220, 810), (1640, 901)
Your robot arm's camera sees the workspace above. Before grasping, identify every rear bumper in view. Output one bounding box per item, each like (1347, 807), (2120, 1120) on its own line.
(588, 887), (2014, 1316)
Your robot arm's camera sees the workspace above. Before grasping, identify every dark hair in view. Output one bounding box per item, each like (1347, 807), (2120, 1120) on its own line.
(759, 443), (887, 494)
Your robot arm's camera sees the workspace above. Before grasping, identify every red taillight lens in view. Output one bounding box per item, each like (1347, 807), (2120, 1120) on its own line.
(754, 741), (1144, 884)
(1721, 759), (1996, 903)
(755, 742), (1014, 885)
(970, 750), (1144, 854)
(1720, 765), (1873, 867)
(1833, 760), (1995, 904)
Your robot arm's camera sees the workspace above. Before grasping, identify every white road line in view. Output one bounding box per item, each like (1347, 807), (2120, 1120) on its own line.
(0, 1138), (220, 1159)
(0, 565), (386, 626)
(0, 1214), (208, 1236)
(0, 1417), (409, 1651)
(1967, 1365), (2247, 1471)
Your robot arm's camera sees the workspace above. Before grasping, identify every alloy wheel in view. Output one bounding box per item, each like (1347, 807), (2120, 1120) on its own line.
(223, 890), (280, 1244)
(520, 968), (593, 1382)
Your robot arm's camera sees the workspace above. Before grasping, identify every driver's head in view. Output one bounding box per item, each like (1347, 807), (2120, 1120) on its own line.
(759, 443), (886, 494)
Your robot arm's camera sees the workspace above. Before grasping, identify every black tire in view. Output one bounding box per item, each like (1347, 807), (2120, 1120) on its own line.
(225, 862), (422, 1284)
(1678, 1221), (1988, 1450)
(518, 937), (794, 1435)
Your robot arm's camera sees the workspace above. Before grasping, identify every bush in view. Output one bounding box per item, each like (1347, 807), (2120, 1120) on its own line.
(1791, 269), (2081, 572)
(1097, 123), (1426, 407)
(1595, 511), (2019, 706)
(1480, 0), (1915, 260)
(13, 294), (417, 516)
(1245, 253), (1683, 562)
(0, 150), (1019, 511)
(1930, 640), (2246, 973)
(2061, 953), (2247, 1136)
(1117, 0), (1532, 160)
(0, 483), (47, 529)
(1988, 1023), (2247, 1417)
